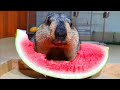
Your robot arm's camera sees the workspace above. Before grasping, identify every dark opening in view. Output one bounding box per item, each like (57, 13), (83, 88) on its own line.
(46, 48), (69, 61)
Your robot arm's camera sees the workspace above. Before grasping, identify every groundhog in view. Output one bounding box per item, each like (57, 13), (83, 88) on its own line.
(30, 13), (80, 61)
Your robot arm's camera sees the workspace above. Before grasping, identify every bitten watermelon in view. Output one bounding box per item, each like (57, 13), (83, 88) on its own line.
(15, 29), (109, 79)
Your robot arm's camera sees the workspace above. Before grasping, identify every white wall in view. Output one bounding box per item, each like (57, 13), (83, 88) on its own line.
(106, 11), (120, 32)
(92, 11), (120, 32)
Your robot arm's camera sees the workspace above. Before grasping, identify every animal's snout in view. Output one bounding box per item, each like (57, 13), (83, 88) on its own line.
(53, 21), (67, 45)
(55, 21), (67, 41)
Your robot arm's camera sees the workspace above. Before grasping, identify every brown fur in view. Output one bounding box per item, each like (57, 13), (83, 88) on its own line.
(35, 22), (80, 61)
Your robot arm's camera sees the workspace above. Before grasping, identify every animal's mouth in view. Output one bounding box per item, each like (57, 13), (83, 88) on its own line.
(52, 39), (67, 46)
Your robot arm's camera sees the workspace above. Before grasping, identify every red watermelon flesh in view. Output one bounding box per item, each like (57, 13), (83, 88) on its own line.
(15, 29), (109, 79)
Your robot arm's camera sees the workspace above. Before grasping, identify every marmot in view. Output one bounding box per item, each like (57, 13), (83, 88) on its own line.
(30, 13), (80, 61)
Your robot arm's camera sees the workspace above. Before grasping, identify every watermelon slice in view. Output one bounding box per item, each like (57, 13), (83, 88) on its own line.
(15, 29), (109, 79)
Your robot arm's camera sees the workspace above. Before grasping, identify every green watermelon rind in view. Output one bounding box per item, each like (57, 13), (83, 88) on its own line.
(15, 29), (109, 79)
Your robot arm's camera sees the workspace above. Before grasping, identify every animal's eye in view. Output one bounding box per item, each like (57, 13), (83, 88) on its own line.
(68, 21), (74, 28)
(45, 17), (51, 26)
(70, 22), (73, 27)
(66, 18), (73, 28)
(45, 13), (56, 26)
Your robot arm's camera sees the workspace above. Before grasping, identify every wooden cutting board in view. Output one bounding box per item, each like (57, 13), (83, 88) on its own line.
(1, 60), (120, 79)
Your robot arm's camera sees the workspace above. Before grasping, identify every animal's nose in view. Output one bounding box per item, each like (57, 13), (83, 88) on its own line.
(55, 23), (67, 41)
(55, 28), (67, 41)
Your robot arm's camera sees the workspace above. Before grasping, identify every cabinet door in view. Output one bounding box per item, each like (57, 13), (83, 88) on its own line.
(17, 11), (28, 30)
(0, 11), (28, 39)
(7, 11), (18, 37)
